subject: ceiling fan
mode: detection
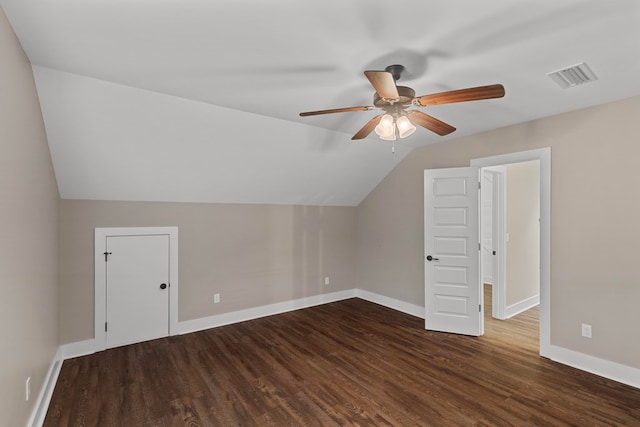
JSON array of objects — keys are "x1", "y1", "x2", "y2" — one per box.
[{"x1": 299, "y1": 64, "x2": 505, "y2": 142}]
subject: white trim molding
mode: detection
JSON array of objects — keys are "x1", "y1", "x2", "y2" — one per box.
[
  {"x1": 179, "y1": 289, "x2": 356, "y2": 335},
  {"x1": 180, "y1": 289, "x2": 427, "y2": 337},
  {"x1": 355, "y1": 289, "x2": 425, "y2": 319},
  {"x1": 61, "y1": 338, "x2": 97, "y2": 360},
  {"x1": 27, "y1": 347, "x2": 63, "y2": 427},
  {"x1": 505, "y1": 294, "x2": 540, "y2": 319},
  {"x1": 546, "y1": 345, "x2": 640, "y2": 389}
]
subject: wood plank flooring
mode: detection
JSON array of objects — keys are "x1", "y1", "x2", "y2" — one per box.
[{"x1": 44, "y1": 294, "x2": 640, "y2": 426}]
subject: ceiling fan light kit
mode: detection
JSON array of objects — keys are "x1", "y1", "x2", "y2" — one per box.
[
  {"x1": 300, "y1": 64, "x2": 505, "y2": 150},
  {"x1": 396, "y1": 115, "x2": 416, "y2": 138},
  {"x1": 374, "y1": 114, "x2": 395, "y2": 140}
]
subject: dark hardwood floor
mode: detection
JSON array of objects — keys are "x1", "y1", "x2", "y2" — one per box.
[{"x1": 44, "y1": 292, "x2": 640, "y2": 426}]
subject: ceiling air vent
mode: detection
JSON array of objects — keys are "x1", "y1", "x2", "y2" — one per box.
[{"x1": 547, "y1": 62, "x2": 598, "y2": 89}]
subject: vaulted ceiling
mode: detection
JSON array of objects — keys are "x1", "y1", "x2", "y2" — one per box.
[{"x1": 2, "y1": 0, "x2": 639, "y2": 205}]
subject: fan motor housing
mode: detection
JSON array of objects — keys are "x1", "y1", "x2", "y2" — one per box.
[{"x1": 373, "y1": 86, "x2": 415, "y2": 108}]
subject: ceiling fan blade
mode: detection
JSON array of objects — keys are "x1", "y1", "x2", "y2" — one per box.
[
  {"x1": 414, "y1": 84, "x2": 505, "y2": 107},
  {"x1": 407, "y1": 110, "x2": 456, "y2": 136},
  {"x1": 351, "y1": 115, "x2": 383, "y2": 140},
  {"x1": 364, "y1": 71, "x2": 399, "y2": 101},
  {"x1": 299, "y1": 106, "x2": 372, "y2": 116}
]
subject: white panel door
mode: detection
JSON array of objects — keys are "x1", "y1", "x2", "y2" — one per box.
[
  {"x1": 106, "y1": 234, "x2": 170, "y2": 348},
  {"x1": 424, "y1": 167, "x2": 482, "y2": 336}
]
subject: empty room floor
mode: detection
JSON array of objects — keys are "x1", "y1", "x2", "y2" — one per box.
[{"x1": 44, "y1": 297, "x2": 640, "y2": 426}]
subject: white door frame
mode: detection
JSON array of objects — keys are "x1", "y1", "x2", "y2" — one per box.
[
  {"x1": 480, "y1": 170, "x2": 494, "y2": 286},
  {"x1": 471, "y1": 148, "x2": 550, "y2": 357},
  {"x1": 483, "y1": 166, "x2": 507, "y2": 320},
  {"x1": 94, "y1": 227, "x2": 179, "y2": 351}
]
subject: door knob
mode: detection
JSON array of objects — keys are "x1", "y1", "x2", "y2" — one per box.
[
  {"x1": 426, "y1": 255, "x2": 439, "y2": 261},
  {"x1": 160, "y1": 283, "x2": 167, "y2": 290}
]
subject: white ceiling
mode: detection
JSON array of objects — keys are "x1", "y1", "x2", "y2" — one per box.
[{"x1": 2, "y1": 0, "x2": 640, "y2": 205}]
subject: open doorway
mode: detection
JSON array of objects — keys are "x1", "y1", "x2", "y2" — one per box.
[
  {"x1": 482, "y1": 160, "x2": 540, "y2": 322},
  {"x1": 471, "y1": 148, "x2": 550, "y2": 356}
]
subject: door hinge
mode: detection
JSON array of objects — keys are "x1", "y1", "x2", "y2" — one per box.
[
  {"x1": 104, "y1": 252, "x2": 112, "y2": 262},
  {"x1": 478, "y1": 181, "x2": 481, "y2": 189},
  {"x1": 479, "y1": 243, "x2": 481, "y2": 251},
  {"x1": 479, "y1": 304, "x2": 482, "y2": 312},
  {"x1": 105, "y1": 322, "x2": 107, "y2": 332}
]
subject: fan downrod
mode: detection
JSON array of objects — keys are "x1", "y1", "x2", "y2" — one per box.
[{"x1": 385, "y1": 64, "x2": 405, "y2": 82}]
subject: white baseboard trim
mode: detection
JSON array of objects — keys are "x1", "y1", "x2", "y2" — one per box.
[
  {"x1": 61, "y1": 338, "x2": 97, "y2": 360},
  {"x1": 178, "y1": 289, "x2": 357, "y2": 335},
  {"x1": 505, "y1": 294, "x2": 540, "y2": 319},
  {"x1": 27, "y1": 347, "x2": 63, "y2": 427},
  {"x1": 544, "y1": 345, "x2": 640, "y2": 389},
  {"x1": 355, "y1": 289, "x2": 425, "y2": 319}
]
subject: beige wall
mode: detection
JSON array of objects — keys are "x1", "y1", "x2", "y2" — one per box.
[
  {"x1": 506, "y1": 160, "x2": 540, "y2": 306},
  {"x1": 59, "y1": 201, "x2": 356, "y2": 344},
  {"x1": 357, "y1": 95, "x2": 640, "y2": 369},
  {"x1": 0, "y1": 7, "x2": 60, "y2": 426}
]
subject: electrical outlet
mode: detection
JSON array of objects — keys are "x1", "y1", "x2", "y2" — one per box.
[
  {"x1": 25, "y1": 377, "x2": 30, "y2": 401},
  {"x1": 581, "y1": 323, "x2": 592, "y2": 338},
  {"x1": 214, "y1": 293, "x2": 220, "y2": 303},
  {"x1": 324, "y1": 277, "x2": 330, "y2": 285}
]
